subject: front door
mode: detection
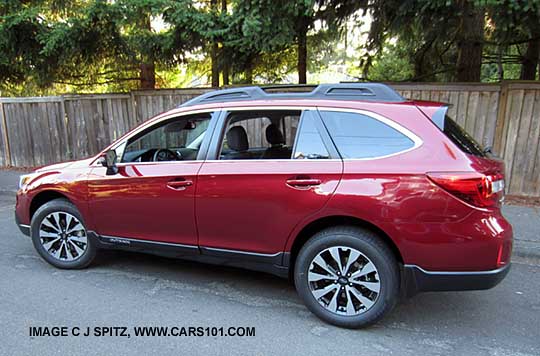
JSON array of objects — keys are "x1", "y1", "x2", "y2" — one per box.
[
  {"x1": 87, "y1": 111, "x2": 218, "y2": 245},
  {"x1": 196, "y1": 109, "x2": 343, "y2": 254}
]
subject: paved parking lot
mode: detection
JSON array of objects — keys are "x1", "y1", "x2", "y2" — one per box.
[{"x1": 1, "y1": 170, "x2": 539, "y2": 356}]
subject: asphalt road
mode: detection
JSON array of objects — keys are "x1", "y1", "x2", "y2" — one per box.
[{"x1": 1, "y1": 182, "x2": 539, "y2": 355}]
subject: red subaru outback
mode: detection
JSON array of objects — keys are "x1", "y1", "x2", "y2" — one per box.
[{"x1": 15, "y1": 84, "x2": 512, "y2": 328}]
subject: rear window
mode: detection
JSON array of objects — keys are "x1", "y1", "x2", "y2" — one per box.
[
  {"x1": 319, "y1": 110, "x2": 415, "y2": 159},
  {"x1": 433, "y1": 106, "x2": 486, "y2": 157}
]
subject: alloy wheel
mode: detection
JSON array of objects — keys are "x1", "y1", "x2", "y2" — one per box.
[
  {"x1": 39, "y1": 212, "x2": 88, "y2": 262},
  {"x1": 308, "y1": 246, "x2": 380, "y2": 316}
]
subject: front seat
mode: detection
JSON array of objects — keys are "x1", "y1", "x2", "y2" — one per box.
[
  {"x1": 261, "y1": 124, "x2": 291, "y2": 159},
  {"x1": 223, "y1": 126, "x2": 251, "y2": 159}
]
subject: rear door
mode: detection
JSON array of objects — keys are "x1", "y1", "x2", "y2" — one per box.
[{"x1": 196, "y1": 108, "x2": 343, "y2": 255}]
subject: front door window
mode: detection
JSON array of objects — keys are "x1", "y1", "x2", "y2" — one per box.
[{"x1": 122, "y1": 114, "x2": 212, "y2": 163}]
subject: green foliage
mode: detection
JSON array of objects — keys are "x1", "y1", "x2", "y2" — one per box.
[
  {"x1": 368, "y1": 43, "x2": 415, "y2": 82},
  {"x1": 2, "y1": 0, "x2": 540, "y2": 96}
]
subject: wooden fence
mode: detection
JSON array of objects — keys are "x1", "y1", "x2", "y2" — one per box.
[{"x1": 0, "y1": 82, "x2": 539, "y2": 197}]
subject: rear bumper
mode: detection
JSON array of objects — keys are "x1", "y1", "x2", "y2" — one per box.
[{"x1": 403, "y1": 263, "x2": 511, "y2": 297}]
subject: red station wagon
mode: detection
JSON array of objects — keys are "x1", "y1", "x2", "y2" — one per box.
[{"x1": 15, "y1": 84, "x2": 512, "y2": 328}]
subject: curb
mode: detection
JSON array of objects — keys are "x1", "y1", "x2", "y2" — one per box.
[{"x1": 512, "y1": 240, "x2": 540, "y2": 265}]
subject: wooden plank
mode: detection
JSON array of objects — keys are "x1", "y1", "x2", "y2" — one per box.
[
  {"x1": 522, "y1": 90, "x2": 540, "y2": 196},
  {"x1": 85, "y1": 99, "x2": 98, "y2": 155},
  {"x1": 465, "y1": 91, "x2": 479, "y2": 135},
  {"x1": 121, "y1": 99, "x2": 131, "y2": 133},
  {"x1": 95, "y1": 99, "x2": 107, "y2": 152},
  {"x1": 439, "y1": 91, "x2": 451, "y2": 104},
  {"x1": 62, "y1": 94, "x2": 130, "y2": 101},
  {"x1": 33, "y1": 102, "x2": 45, "y2": 165},
  {"x1": 493, "y1": 82, "x2": 510, "y2": 155},
  {"x1": 502, "y1": 89, "x2": 525, "y2": 194},
  {"x1": 0, "y1": 96, "x2": 63, "y2": 104},
  {"x1": 399, "y1": 90, "x2": 411, "y2": 100},
  {"x1": 46, "y1": 102, "x2": 61, "y2": 163},
  {"x1": 129, "y1": 92, "x2": 138, "y2": 128},
  {"x1": 456, "y1": 91, "x2": 469, "y2": 127},
  {"x1": 7, "y1": 104, "x2": 17, "y2": 166},
  {"x1": 472, "y1": 92, "x2": 489, "y2": 146},
  {"x1": 411, "y1": 91, "x2": 423, "y2": 100},
  {"x1": 4, "y1": 104, "x2": 16, "y2": 166},
  {"x1": 21, "y1": 102, "x2": 35, "y2": 166},
  {"x1": 390, "y1": 83, "x2": 501, "y2": 92},
  {"x1": 509, "y1": 90, "x2": 535, "y2": 194},
  {"x1": 0, "y1": 102, "x2": 10, "y2": 166},
  {"x1": 446, "y1": 92, "x2": 459, "y2": 118},
  {"x1": 113, "y1": 98, "x2": 123, "y2": 138},
  {"x1": 72, "y1": 100, "x2": 84, "y2": 159},
  {"x1": 483, "y1": 91, "x2": 500, "y2": 148}
]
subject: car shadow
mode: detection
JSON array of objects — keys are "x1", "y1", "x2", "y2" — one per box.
[{"x1": 91, "y1": 249, "x2": 499, "y2": 330}]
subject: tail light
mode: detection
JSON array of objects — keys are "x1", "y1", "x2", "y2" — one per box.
[{"x1": 427, "y1": 172, "x2": 505, "y2": 208}]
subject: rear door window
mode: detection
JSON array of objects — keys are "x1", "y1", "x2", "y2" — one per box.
[
  {"x1": 319, "y1": 110, "x2": 415, "y2": 159},
  {"x1": 293, "y1": 111, "x2": 330, "y2": 160}
]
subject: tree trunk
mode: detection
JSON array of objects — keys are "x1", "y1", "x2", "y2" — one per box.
[
  {"x1": 211, "y1": 42, "x2": 219, "y2": 87},
  {"x1": 221, "y1": 0, "x2": 229, "y2": 86},
  {"x1": 245, "y1": 62, "x2": 253, "y2": 84},
  {"x1": 210, "y1": 0, "x2": 219, "y2": 87},
  {"x1": 139, "y1": 16, "x2": 155, "y2": 89},
  {"x1": 222, "y1": 62, "x2": 229, "y2": 86},
  {"x1": 297, "y1": 16, "x2": 308, "y2": 84},
  {"x1": 140, "y1": 63, "x2": 156, "y2": 89},
  {"x1": 413, "y1": 36, "x2": 436, "y2": 81},
  {"x1": 456, "y1": 1, "x2": 484, "y2": 82},
  {"x1": 520, "y1": 37, "x2": 540, "y2": 80}
]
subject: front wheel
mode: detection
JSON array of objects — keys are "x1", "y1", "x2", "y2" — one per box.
[
  {"x1": 294, "y1": 226, "x2": 399, "y2": 328},
  {"x1": 30, "y1": 199, "x2": 97, "y2": 269}
]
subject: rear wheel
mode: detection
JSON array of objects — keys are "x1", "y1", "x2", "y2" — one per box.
[
  {"x1": 294, "y1": 226, "x2": 399, "y2": 328},
  {"x1": 30, "y1": 199, "x2": 96, "y2": 269}
]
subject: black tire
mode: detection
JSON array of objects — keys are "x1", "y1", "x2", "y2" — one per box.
[
  {"x1": 294, "y1": 226, "x2": 399, "y2": 329},
  {"x1": 31, "y1": 198, "x2": 96, "y2": 269}
]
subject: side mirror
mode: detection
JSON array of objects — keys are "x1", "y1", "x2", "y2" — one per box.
[{"x1": 100, "y1": 149, "x2": 118, "y2": 175}]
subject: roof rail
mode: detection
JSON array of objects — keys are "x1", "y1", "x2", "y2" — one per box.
[{"x1": 179, "y1": 83, "x2": 404, "y2": 107}]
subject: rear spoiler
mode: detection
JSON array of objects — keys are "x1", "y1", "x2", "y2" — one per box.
[{"x1": 414, "y1": 102, "x2": 449, "y2": 130}]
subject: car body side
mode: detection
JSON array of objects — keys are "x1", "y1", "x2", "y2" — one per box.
[{"x1": 15, "y1": 98, "x2": 513, "y2": 285}]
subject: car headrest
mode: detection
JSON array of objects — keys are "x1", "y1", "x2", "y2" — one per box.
[
  {"x1": 266, "y1": 124, "x2": 285, "y2": 146},
  {"x1": 226, "y1": 126, "x2": 249, "y2": 152}
]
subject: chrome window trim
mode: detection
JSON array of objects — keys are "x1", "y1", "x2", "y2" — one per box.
[{"x1": 93, "y1": 105, "x2": 423, "y2": 165}]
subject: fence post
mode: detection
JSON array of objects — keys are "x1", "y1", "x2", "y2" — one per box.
[
  {"x1": 0, "y1": 101, "x2": 12, "y2": 167},
  {"x1": 492, "y1": 81, "x2": 509, "y2": 156}
]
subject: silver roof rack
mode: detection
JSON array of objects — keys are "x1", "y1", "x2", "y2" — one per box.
[{"x1": 179, "y1": 83, "x2": 404, "y2": 107}]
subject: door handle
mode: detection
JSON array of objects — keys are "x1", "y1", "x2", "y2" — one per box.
[
  {"x1": 167, "y1": 179, "x2": 193, "y2": 190},
  {"x1": 286, "y1": 178, "x2": 322, "y2": 189}
]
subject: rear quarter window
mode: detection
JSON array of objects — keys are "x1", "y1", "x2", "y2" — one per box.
[
  {"x1": 319, "y1": 110, "x2": 416, "y2": 159},
  {"x1": 431, "y1": 106, "x2": 486, "y2": 157}
]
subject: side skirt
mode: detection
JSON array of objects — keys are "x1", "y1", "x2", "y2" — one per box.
[{"x1": 89, "y1": 231, "x2": 289, "y2": 279}]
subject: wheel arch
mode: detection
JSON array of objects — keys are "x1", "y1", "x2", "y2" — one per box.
[
  {"x1": 286, "y1": 215, "x2": 404, "y2": 274},
  {"x1": 29, "y1": 190, "x2": 72, "y2": 220}
]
